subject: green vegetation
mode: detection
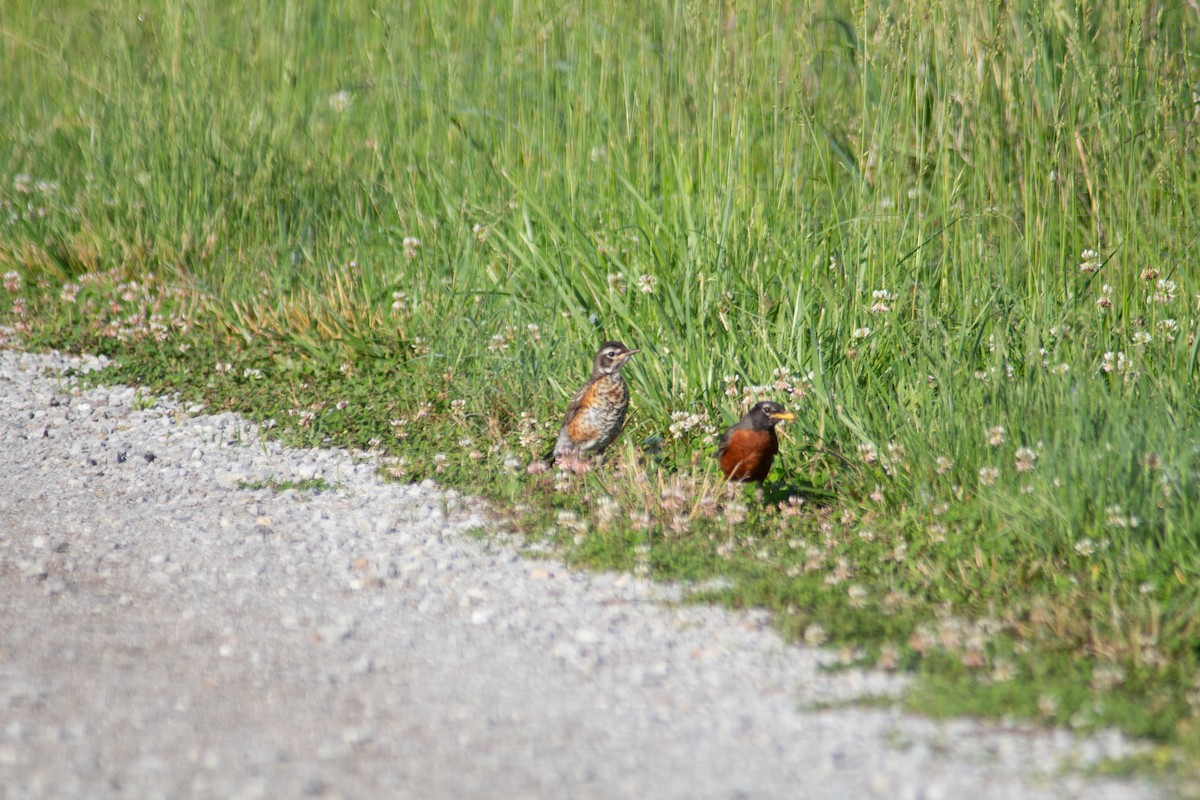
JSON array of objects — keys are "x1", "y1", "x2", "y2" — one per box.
[
  {"x1": 3, "y1": 0, "x2": 1199, "y2": 783},
  {"x1": 236, "y1": 475, "x2": 334, "y2": 494}
]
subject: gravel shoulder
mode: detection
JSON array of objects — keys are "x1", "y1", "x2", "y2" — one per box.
[{"x1": 0, "y1": 347, "x2": 1159, "y2": 799}]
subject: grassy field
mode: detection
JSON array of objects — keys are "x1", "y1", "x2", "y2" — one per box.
[{"x1": 4, "y1": 0, "x2": 1200, "y2": 782}]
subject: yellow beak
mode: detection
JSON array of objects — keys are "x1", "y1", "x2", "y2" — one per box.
[{"x1": 769, "y1": 411, "x2": 796, "y2": 422}]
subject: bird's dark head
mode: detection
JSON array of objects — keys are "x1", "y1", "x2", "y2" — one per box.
[
  {"x1": 592, "y1": 341, "x2": 638, "y2": 375},
  {"x1": 745, "y1": 400, "x2": 796, "y2": 428}
]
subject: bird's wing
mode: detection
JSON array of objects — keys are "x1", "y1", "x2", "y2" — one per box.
[
  {"x1": 560, "y1": 381, "x2": 590, "y2": 430},
  {"x1": 716, "y1": 423, "x2": 737, "y2": 459},
  {"x1": 546, "y1": 381, "x2": 592, "y2": 459}
]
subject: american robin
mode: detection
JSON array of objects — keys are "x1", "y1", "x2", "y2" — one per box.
[
  {"x1": 547, "y1": 341, "x2": 638, "y2": 462},
  {"x1": 717, "y1": 401, "x2": 796, "y2": 482}
]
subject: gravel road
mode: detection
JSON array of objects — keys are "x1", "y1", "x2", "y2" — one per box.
[{"x1": 0, "y1": 346, "x2": 1159, "y2": 799}]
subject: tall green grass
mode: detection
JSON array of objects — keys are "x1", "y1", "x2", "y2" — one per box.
[{"x1": 4, "y1": 0, "x2": 1200, "y2": 776}]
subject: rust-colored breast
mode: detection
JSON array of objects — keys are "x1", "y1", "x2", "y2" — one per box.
[{"x1": 719, "y1": 428, "x2": 778, "y2": 482}]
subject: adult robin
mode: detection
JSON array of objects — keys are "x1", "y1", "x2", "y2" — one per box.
[
  {"x1": 547, "y1": 341, "x2": 638, "y2": 463},
  {"x1": 717, "y1": 400, "x2": 796, "y2": 483}
]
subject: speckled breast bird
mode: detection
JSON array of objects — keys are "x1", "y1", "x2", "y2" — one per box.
[
  {"x1": 548, "y1": 341, "x2": 638, "y2": 462},
  {"x1": 717, "y1": 401, "x2": 796, "y2": 482}
]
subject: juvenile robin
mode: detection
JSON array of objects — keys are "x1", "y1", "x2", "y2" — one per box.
[
  {"x1": 717, "y1": 400, "x2": 796, "y2": 483},
  {"x1": 548, "y1": 341, "x2": 638, "y2": 463}
]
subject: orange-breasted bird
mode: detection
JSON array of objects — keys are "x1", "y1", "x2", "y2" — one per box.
[
  {"x1": 717, "y1": 401, "x2": 796, "y2": 483},
  {"x1": 548, "y1": 341, "x2": 638, "y2": 462}
]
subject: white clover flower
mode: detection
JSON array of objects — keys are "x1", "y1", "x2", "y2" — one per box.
[
  {"x1": 403, "y1": 236, "x2": 421, "y2": 258},
  {"x1": 1014, "y1": 447, "x2": 1036, "y2": 473},
  {"x1": 992, "y1": 659, "x2": 1016, "y2": 682},
  {"x1": 987, "y1": 425, "x2": 1007, "y2": 447},
  {"x1": 327, "y1": 90, "x2": 352, "y2": 113},
  {"x1": 637, "y1": 273, "x2": 657, "y2": 293},
  {"x1": 595, "y1": 497, "x2": 621, "y2": 523},
  {"x1": 628, "y1": 511, "x2": 652, "y2": 530},
  {"x1": 803, "y1": 623, "x2": 828, "y2": 646},
  {"x1": 770, "y1": 367, "x2": 794, "y2": 392},
  {"x1": 978, "y1": 466, "x2": 999, "y2": 486},
  {"x1": 1078, "y1": 248, "x2": 1102, "y2": 273},
  {"x1": 1152, "y1": 278, "x2": 1177, "y2": 304},
  {"x1": 1105, "y1": 505, "x2": 1140, "y2": 528},
  {"x1": 723, "y1": 501, "x2": 748, "y2": 526},
  {"x1": 668, "y1": 410, "x2": 705, "y2": 439},
  {"x1": 852, "y1": 326, "x2": 871, "y2": 340},
  {"x1": 868, "y1": 289, "x2": 894, "y2": 314}
]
